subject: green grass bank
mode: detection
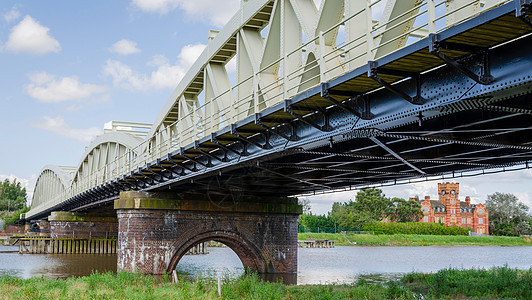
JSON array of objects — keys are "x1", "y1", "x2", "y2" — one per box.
[
  {"x1": 298, "y1": 233, "x2": 532, "y2": 246},
  {"x1": 0, "y1": 267, "x2": 530, "y2": 299}
]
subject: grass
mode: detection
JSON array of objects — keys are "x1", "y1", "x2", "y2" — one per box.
[
  {"x1": 298, "y1": 233, "x2": 532, "y2": 246},
  {"x1": 0, "y1": 267, "x2": 530, "y2": 299},
  {"x1": 404, "y1": 266, "x2": 532, "y2": 299},
  {"x1": 297, "y1": 232, "x2": 352, "y2": 246}
]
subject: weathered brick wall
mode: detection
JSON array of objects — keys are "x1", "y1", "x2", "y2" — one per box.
[
  {"x1": 50, "y1": 221, "x2": 118, "y2": 239},
  {"x1": 117, "y1": 209, "x2": 299, "y2": 275},
  {"x1": 5, "y1": 224, "x2": 25, "y2": 236}
]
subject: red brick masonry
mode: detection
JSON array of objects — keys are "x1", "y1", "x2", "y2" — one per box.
[
  {"x1": 116, "y1": 209, "x2": 299, "y2": 275},
  {"x1": 50, "y1": 221, "x2": 118, "y2": 239}
]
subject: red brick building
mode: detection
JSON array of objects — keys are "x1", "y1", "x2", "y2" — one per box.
[{"x1": 416, "y1": 182, "x2": 489, "y2": 235}]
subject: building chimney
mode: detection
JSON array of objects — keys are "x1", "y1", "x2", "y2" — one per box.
[
  {"x1": 465, "y1": 196, "x2": 471, "y2": 206},
  {"x1": 424, "y1": 196, "x2": 430, "y2": 202}
]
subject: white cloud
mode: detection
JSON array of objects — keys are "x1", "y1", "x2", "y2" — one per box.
[
  {"x1": 3, "y1": 6, "x2": 21, "y2": 23},
  {"x1": 104, "y1": 43, "x2": 206, "y2": 91},
  {"x1": 31, "y1": 116, "x2": 102, "y2": 143},
  {"x1": 109, "y1": 39, "x2": 141, "y2": 55},
  {"x1": 25, "y1": 72, "x2": 107, "y2": 103},
  {"x1": 131, "y1": 0, "x2": 240, "y2": 27},
  {"x1": 5, "y1": 15, "x2": 61, "y2": 54}
]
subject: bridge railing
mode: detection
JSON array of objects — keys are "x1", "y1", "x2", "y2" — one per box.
[
  {"x1": 78, "y1": 0, "x2": 509, "y2": 198},
  {"x1": 28, "y1": 0, "x2": 511, "y2": 218}
]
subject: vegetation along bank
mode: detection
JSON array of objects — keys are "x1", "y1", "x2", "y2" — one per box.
[
  {"x1": 0, "y1": 266, "x2": 530, "y2": 299},
  {"x1": 298, "y1": 232, "x2": 532, "y2": 247}
]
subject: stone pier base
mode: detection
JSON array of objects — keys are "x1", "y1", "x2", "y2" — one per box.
[
  {"x1": 115, "y1": 191, "x2": 301, "y2": 275},
  {"x1": 49, "y1": 211, "x2": 118, "y2": 239}
]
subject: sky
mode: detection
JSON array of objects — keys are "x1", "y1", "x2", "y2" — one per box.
[{"x1": 0, "y1": 0, "x2": 531, "y2": 214}]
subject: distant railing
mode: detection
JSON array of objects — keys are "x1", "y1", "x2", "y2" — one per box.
[{"x1": 298, "y1": 226, "x2": 362, "y2": 233}]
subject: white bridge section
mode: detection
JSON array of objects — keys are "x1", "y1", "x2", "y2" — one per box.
[{"x1": 27, "y1": 0, "x2": 509, "y2": 218}]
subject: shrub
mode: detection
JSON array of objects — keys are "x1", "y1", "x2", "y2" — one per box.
[{"x1": 362, "y1": 222, "x2": 469, "y2": 235}]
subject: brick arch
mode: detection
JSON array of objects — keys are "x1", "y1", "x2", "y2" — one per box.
[{"x1": 164, "y1": 230, "x2": 272, "y2": 274}]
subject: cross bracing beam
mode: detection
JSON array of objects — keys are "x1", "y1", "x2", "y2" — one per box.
[{"x1": 27, "y1": 1, "x2": 532, "y2": 220}]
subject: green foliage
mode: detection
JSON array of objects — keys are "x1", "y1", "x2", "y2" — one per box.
[
  {"x1": 1, "y1": 267, "x2": 530, "y2": 299},
  {"x1": 2, "y1": 207, "x2": 30, "y2": 226},
  {"x1": 485, "y1": 192, "x2": 531, "y2": 236},
  {"x1": 298, "y1": 226, "x2": 359, "y2": 234},
  {"x1": 298, "y1": 213, "x2": 335, "y2": 228},
  {"x1": 330, "y1": 188, "x2": 393, "y2": 228},
  {"x1": 404, "y1": 266, "x2": 532, "y2": 299},
  {"x1": 362, "y1": 222, "x2": 470, "y2": 235},
  {"x1": 339, "y1": 232, "x2": 532, "y2": 246},
  {"x1": 389, "y1": 198, "x2": 423, "y2": 223},
  {"x1": 0, "y1": 179, "x2": 27, "y2": 212},
  {"x1": 329, "y1": 189, "x2": 425, "y2": 229}
]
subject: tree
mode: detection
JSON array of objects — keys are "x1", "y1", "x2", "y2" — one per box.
[
  {"x1": 389, "y1": 197, "x2": 423, "y2": 222},
  {"x1": 351, "y1": 188, "x2": 394, "y2": 221},
  {"x1": 485, "y1": 192, "x2": 531, "y2": 236},
  {"x1": 299, "y1": 213, "x2": 334, "y2": 228},
  {"x1": 0, "y1": 179, "x2": 28, "y2": 212},
  {"x1": 298, "y1": 198, "x2": 311, "y2": 215},
  {"x1": 330, "y1": 188, "x2": 393, "y2": 228}
]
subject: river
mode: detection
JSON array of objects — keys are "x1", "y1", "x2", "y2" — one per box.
[{"x1": 1, "y1": 245, "x2": 530, "y2": 284}]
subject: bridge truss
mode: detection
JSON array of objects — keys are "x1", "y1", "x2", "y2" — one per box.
[{"x1": 28, "y1": 0, "x2": 532, "y2": 219}]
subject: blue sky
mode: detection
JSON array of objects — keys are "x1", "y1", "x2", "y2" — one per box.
[{"x1": 0, "y1": 0, "x2": 531, "y2": 214}]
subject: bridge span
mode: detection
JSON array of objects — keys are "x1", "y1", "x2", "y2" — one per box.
[{"x1": 25, "y1": 0, "x2": 532, "y2": 276}]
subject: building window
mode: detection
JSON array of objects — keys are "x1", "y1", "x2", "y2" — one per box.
[
  {"x1": 442, "y1": 217, "x2": 445, "y2": 223},
  {"x1": 435, "y1": 216, "x2": 439, "y2": 223},
  {"x1": 462, "y1": 217, "x2": 465, "y2": 224},
  {"x1": 479, "y1": 218, "x2": 483, "y2": 224},
  {"x1": 423, "y1": 216, "x2": 429, "y2": 223},
  {"x1": 467, "y1": 218, "x2": 471, "y2": 224}
]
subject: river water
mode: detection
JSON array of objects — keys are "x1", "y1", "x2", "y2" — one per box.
[{"x1": 1, "y1": 245, "x2": 530, "y2": 284}]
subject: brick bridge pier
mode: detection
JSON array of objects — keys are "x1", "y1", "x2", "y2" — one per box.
[{"x1": 114, "y1": 191, "x2": 301, "y2": 277}]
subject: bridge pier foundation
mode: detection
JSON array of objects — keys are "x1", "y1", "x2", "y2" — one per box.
[
  {"x1": 114, "y1": 191, "x2": 301, "y2": 277},
  {"x1": 49, "y1": 211, "x2": 118, "y2": 239}
]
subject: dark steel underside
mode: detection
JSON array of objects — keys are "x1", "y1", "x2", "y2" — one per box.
[{"x1": 29, "y1": 1, "x2": 532, "y2": 220}]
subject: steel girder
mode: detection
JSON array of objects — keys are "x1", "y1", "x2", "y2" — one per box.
[{"x1": 26, "y1": 1, "x2": 532, "y2": 220}]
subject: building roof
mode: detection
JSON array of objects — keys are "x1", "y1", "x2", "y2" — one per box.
[{"x1": 418, "y1": 199, "x2": 446, "y2": 212}]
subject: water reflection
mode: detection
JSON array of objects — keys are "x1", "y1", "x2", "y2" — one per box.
[
  {"x1": 1, "y1": 245, "x2": 531, "y2": 285},
  {"x1": 176, "y1": 246, "x2": 244, "y2": 279},
  {"x1": 0, "y1": 245, "x2": 116, "y2": 279}
]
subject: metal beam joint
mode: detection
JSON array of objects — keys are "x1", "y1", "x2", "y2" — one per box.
[{"x1": 429, "y1": 34, "x2": 494, "y2": 85}]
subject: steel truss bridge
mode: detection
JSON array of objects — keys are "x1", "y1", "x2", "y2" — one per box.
[{"x1": 27, "y1": 0, "x2": 532, "y2": 220}]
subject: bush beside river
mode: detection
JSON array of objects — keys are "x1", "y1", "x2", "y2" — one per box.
[
  {"x1": 298, "y1": 233, "x2": 532, "y2": 246},
  {"x1": 0, "y1": 266, "x2": 530, "y2": 299}
]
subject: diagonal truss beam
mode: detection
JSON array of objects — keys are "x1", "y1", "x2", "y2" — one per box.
[{"x1": 369, "y1": 136, "x2": 426, "y2": 174}]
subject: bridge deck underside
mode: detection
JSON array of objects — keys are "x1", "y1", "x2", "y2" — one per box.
[
  {"x1": 30, "y1": 3, "x2": 532, "y2": 218},
  {"x1": 218, "y1": 94, "x2": 532, "y2": 195}
]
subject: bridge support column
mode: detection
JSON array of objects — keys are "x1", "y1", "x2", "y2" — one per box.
[
  {"x1": 115, "y1": 191, "x2": 301, "y2": 276},
  {"x1": 48, "y1": 211, "x2": 118, "y2": 239}
]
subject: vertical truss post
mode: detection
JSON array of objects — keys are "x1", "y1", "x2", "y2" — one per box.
[
  {"x1": 318, "y1": 31, "x2": 326, "y2": 83},
  {"x1": 365, "y1": 0, "x2": 374, "y2": 61},
  {"x1": 427, "y1": 0, "x2": 437, "y2": 33},
  {"x1": 516, "y1": 0, "x2": 532, "y2": 27}
]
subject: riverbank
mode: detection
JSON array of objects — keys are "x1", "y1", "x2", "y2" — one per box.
[
  {"x1": 0, "y1": 267, "x2": 530, "y2": 299},
  {"x1": 298, "y1": 233, "x2": 532, "y2": 246}
]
